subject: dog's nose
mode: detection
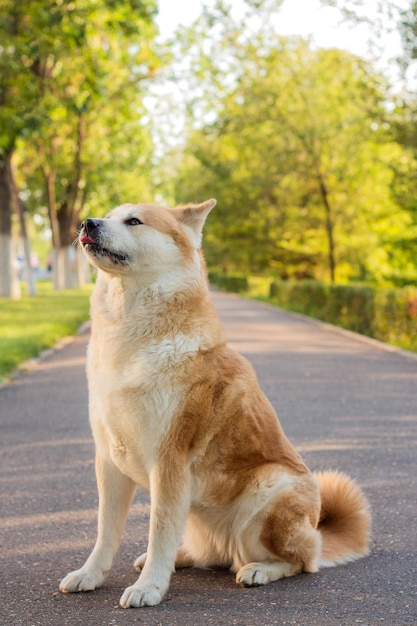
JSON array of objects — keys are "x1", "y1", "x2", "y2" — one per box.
[{"x1": 82, "y1": 218, "x2": 101, "y2": 235}]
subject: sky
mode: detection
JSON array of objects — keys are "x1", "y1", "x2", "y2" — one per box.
[
  {"x1": 148, "y1": 0, "x2": 406, "y2": 158},
  {"x1": 156, "y1": 0, "x2": 364, "y2": 53},
  {"x1": 155, "y1": 0, "x2": 402, "y2": 67}
]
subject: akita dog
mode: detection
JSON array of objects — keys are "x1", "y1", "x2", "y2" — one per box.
[{"x1": 60, "y1": 199, "x2": 370, "y2": 608}]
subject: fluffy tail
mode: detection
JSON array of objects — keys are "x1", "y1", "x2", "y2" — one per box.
[{"x1": 314, "y1": 470, "x2": 371, "y2": 568}]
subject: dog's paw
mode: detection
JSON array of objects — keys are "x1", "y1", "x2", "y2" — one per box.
[
  {"x1": 133, "y1": 552, "x2": 147, "y2": 572},
  {"x1": 236, "y1": 561, "x2": 301, "y2": 587},
  {"x1": 236, "y1": 563, "x2": 269, "y2": 587},
  {"x1": 120, "y1": 583, "x2": 163, "y2": 608},
  {"x1": 236, "y1": 564, "x2": 268, "y2": 587},
  {"x1": 60, "y1": 568, "x2": 105, "y2": 593}
]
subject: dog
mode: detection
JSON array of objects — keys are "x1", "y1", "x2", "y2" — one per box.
[{"x1": 60, "y1": 199, "x2": 371, "y2": 608}]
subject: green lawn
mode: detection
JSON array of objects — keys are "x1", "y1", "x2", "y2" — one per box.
[{"x1": 0, "y1": 282, "x2": 92, "y2": 383}]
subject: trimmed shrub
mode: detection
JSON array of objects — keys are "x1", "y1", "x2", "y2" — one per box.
[
  {"x1": 325, "y1": 285, "x2": 375, "y2": 336},
  {"x1": 289, "y1": 280, "x2": 329, "y2": 318},
  {"x1": 208, "y1": 271, "x2": 249, "y2": 293},
  {"x1": 269, "y1": 279, "x2": 290, "y2": 305},
  {"x1": 269, "y1": 279, "x2": 417, "y2": 352},
  {"x1": 373, "y1": 287, "x2": 417, "y2": 351}
]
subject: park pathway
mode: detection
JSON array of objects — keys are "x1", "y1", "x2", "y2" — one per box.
[{"x1": 1, "y1": 290, "x2": 416, "y2": 626}]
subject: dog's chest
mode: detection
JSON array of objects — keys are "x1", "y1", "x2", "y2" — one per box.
[{"x1": 87, "y1": 333, "x2": 195, "y2": 486}]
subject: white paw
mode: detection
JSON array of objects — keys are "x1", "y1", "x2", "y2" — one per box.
[
  {"x1": 133, "y1": 552, "x2": 147, "y2": 572},
  {"x1": 60, "y1": 568, "x2": 105, "y2": 593},
  {"x1": 236, "y1": 563, "x2": 269, "y2": 587},
  {"x1": 120, "y1": 583, "x2": 163, "y2": 608}
]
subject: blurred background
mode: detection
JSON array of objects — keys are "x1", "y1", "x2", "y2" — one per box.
[
  {"x1": 2, "y1": 0, "x2": 417, "y2": 293},
  {"x1": 1, "y1": 1, "x2": 417, "y2": 358}
]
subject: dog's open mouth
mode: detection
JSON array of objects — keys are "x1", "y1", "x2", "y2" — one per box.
[{"x1": 81, "y1": 238, "x2": 128, "y2": 264}]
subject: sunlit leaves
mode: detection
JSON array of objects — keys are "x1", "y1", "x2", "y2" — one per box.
[
  {"x1": 166, "y1": 10, "x2": 417, "y2": 284},
  {"x1": 1, "y1": 0, "x2": 160, "y2": 251}
]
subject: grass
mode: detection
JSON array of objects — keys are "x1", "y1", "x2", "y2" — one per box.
[{"x1": 0, "y1": 281, "x2": 92, "y2": 383}]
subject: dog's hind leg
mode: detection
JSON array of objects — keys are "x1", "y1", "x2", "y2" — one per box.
[
  {"x1": 60, "y1": 454, "x2": 136, "y2": 593},
  {"x1": 235, "y1": 521, "x2": 320, "y2": 587},
  {"x1": 235, "y1": 487, "x2": 322, "y2": 588}
]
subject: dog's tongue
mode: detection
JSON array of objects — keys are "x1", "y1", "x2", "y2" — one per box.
[{"x1": 80, "y1": 235, "x2": 96, "y2": 244}]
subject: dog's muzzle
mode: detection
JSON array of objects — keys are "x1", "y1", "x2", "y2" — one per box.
[
  {"x1": 80, "y1": 218, "x2": 102, "y2": 245},
  {"x1": 79, "y1": 218, "x2": 128, "y2": 264}
]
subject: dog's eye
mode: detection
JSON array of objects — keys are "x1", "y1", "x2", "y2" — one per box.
[{"x1": 125, "y1": 217, "x2": 143, "y2": 226}]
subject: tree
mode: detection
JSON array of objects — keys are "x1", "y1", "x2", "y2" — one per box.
[
  {"x1": 166, "y1": 12, "x2": 414, "y2": 282},
  {"x1": 320, "y1": 0, "x2": 417, "y2": 284},
  {"x1": 0, "y1": 1, "x2": 38, "y2": 296},
  {"x1": 0, "y1": 0, "x2": 159, "y2": 292}
]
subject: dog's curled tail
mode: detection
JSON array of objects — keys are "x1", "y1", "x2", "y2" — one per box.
[{"x1": 314, "y1": 470, "x2": 371, "y2": 568}]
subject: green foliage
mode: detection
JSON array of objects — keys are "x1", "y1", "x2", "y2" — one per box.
[
  {"x1": 247, "y1": 275, "x2": 273, "y2": 298},
  {"x1": 161, "y1": 2, "x2": 417, "y2": 287},
  {"x1": 318, "y1": 3, "x2": 417, "y2": 284},
  {"x1": 0, "y1": 281, "x2": 92, "y2": 381},
  {"x1": 1, "y1": 0, "x2": 160, "y2": 254}
]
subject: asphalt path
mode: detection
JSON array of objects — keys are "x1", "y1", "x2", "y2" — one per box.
[{"x1": 1, "y1": 290, "x2": 417, "y2": 626}]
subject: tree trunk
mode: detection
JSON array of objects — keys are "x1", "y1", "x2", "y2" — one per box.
[
  {"x1": 317, "y1": 173, "x2": 336, "y2": 283},
  {"x1": 20, "y1": 234, "x2": 36, "y2": 295},
  {"x1": 54, "y1": 205, "x2": 79, "y2": 288},
  {"x1": 0, "y1": 148, "x2": 20, "y2": 298},
  {"x1": 43, "y1": 167, "x2": 61, "y2": 289},
  {"x1": 11, "y1": 158, "x2": 36, "y2": 296},
  {"x1": 58, "y1": 245, "x2": 77, "y2": 289},
  {"x1": 55, "y1": 112, "x2": 88, "y2": 289},
  {"x1": 43, "y1": 112, "x2": 88, "y2": 289}
]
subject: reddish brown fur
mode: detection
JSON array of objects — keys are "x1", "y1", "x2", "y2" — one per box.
[
  {"x1": 138, "y1": 206, "x2": 197, "y2": 262},
  {"x1": 161, "y1": 345, "x2": 309, "y2": 510},
  {"x1": 315, "y1": 471, "x2": 371, "y2": 564}
]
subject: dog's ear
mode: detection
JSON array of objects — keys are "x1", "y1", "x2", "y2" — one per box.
[{"x1": 173, "y1": 199, "x2": 216, "y2": 247}]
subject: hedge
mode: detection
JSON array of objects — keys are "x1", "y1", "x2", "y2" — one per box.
[
  {"x1": 208, "y1": 271, "x2": 417, "y2": 353},
  {"x1": 208, "y1": 271, "x2": 249, "y2": 293},
  {"x1": 269, "y1": 279, "x2": 417, "y2": 352}
]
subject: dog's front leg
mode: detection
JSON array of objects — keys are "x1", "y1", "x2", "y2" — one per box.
[
  {"x1": 120, "y1": 460, "x2": 191, "y2": 608},
  {"x1": 60, "y1": 454, "x2": 136, "y2": 593}
]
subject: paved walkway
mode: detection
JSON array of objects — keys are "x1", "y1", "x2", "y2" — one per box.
[{"x1": 1, "y1": 290, "x2": 416, "y2": 625}]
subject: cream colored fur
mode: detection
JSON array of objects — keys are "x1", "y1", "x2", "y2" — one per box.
[{"x1": 60, "y1": 200, "x2": 371, "y2": 608}]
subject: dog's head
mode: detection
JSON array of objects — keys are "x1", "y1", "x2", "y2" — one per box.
[{"x1": 79, "y1": 199, "x2": 216, "y2": 278}]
